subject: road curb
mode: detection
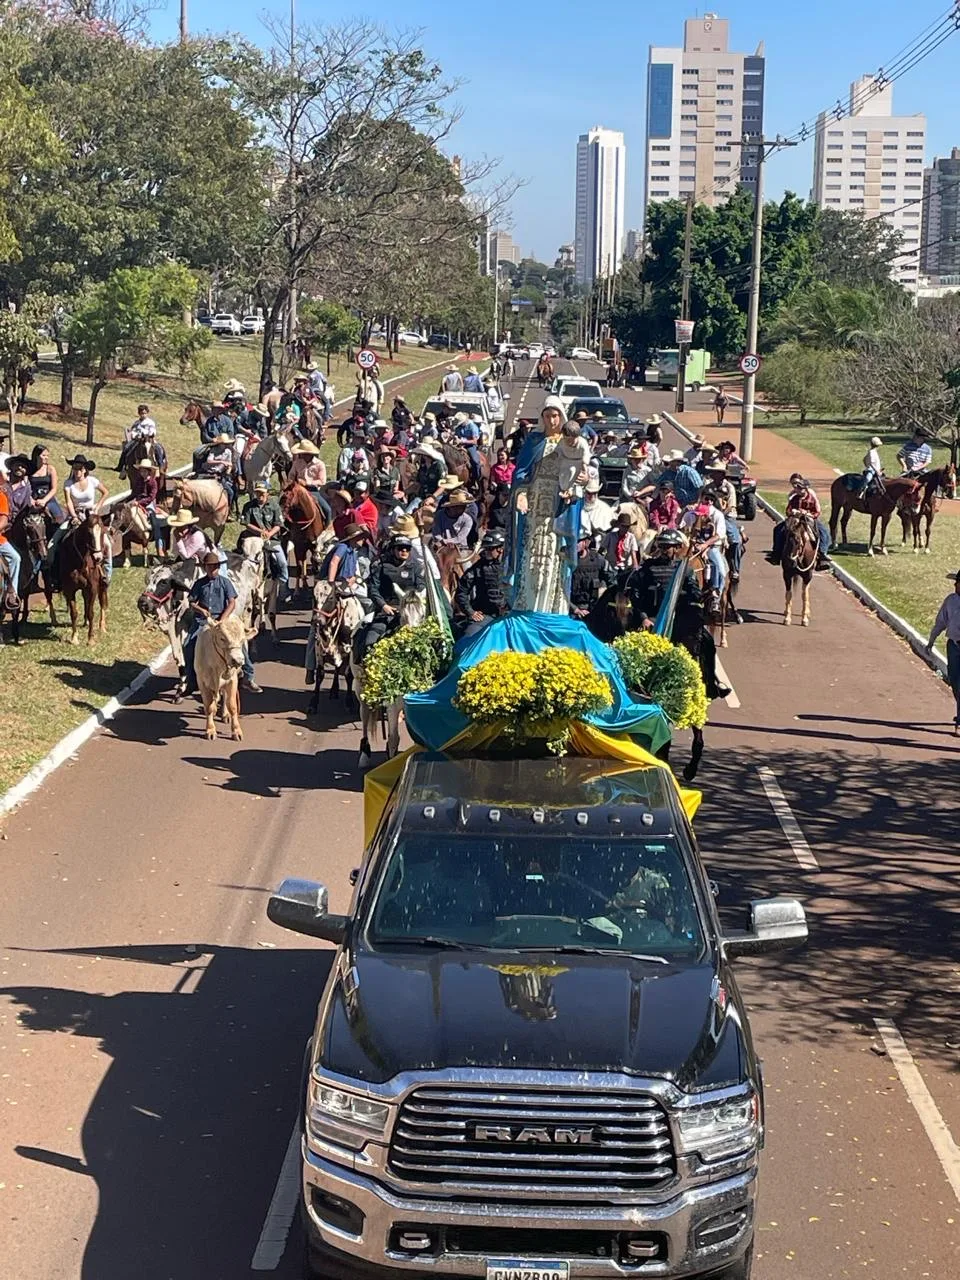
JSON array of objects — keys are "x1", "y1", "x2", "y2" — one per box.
[
  {"x1": 0, "y1": 644, "x2": 173, "y2": 817},
  {"x1": 662, "y1": 410, "x2": 951, "y2": 683}
]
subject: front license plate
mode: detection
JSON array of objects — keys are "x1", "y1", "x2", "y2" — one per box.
[{"x1": 486, "y1": 1261, "x2": 569, "y2": 1280}]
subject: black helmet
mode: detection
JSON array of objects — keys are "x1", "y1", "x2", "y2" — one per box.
[
  {"x1": 654, "y1": 529, "x2": 686, "y2": 550},
  {"x1": 390, "y1": 535, "x2": 413, "y2": 551},
  {"x1": 481, "y1": 530, "x2": 506, "y2": 549}
]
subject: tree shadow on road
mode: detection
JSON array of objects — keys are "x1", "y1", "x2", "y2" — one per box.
[
  {"x1": 691, "y1": 742, "x2": 960, "y2": 1073},
  {"x1": 1, "y1": 943, "x2": 331, "y2": 1280}
]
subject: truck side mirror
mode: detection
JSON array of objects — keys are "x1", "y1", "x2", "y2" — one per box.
[
  {"x1": 723, "y1": 897, "x2": 808, "y2": 958},
  {"x1": 267, "y1": 878, "x2": 349, "y2": 944}
]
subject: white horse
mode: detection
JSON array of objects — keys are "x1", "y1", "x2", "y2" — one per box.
[
  {"x1": 241, "y1": 427, "x2": 294, "y2": 493},
  {"x1": 350, "y1": 590, "x2": 427, "y2": 768},
  {"x1": 307, "y1": 580, "x2": 367, "y2": 712},
  {"x1": 236, "y1": 535, "x2": 280, "y2": 642}
]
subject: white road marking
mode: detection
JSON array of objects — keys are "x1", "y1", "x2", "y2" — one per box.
[
  {"x1": 874, "y1": 1017, "x2": 960, "y2": 1204},
  {"x1": 251, "y1": 1119, "x2": 302, "y2": 1270},
  {"x1": 756, "y1": 766, "x2": 820, "y2": 869},
  {"x1": 714, "y1": 658, "x2": 740, "y2": 708}
]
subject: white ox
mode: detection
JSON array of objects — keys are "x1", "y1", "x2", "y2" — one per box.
[{"x1": 196, "y1": 614, "x2": 253, "y2": 740}]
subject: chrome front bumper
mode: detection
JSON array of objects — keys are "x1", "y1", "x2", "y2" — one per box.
[{"x1": 303, "y1": 1144, "x2": 756, "y2": 1278}]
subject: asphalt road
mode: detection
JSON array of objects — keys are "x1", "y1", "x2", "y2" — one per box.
[{"x1": 0, "y1": 359, "x2": 958, "y2": 1280}]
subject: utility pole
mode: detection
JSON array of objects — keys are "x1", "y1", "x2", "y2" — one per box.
[
  {"x1": 286, "y1": 0, "x2": 298, "y2": 343},
  {"x1": 738, "y1": 134, "x2": 797, "y2": 461},
  {"x1": 675, "y1": 193, "x2": 694, "y2": 414},
  {"x1": 179, "y1": 0, "x2": 187, "y2": 42}
]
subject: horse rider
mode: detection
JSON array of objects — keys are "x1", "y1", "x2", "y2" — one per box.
[
  {"x1": 502, "y1": 353, "x2": 515, "y2": 380},
  {"x1": 201, "y1": 401, "x2": 235, "y2": 444},
  {"x1": 411, "y1": 442, "x2": 447, "y2": 503},
  {"x1": 46, "y1": 455, "x2": 112, "y2": 590},
  {"x1": 648, "y1": 478, "x2": 681, "y2": 533},
  {"x1": 353, "y1": 534, "x2": 425, "y2": 661},
  {"x1": 305, "y1": 362, "x2": 326, "y2": 401},
  {"x1": 166, "y1": 508, "x2": 209, "y2": 563},
  {"x1": 198, "y1": 432, "x2": 238, "y2": 506},
  {"x1": 223, "y1": 378, "x2": 247, "y2": 410},
  {"x1": 662, "y1": 450, "x2": 704, "y2": 508},
  {"x1": 431, "y1": 483, "x2": 474, "y2": 552},
  {"x1": 679, "y1": 499, "x2": 727, "y2": 613},
  {"x1": 289, "y1": 440, "x2": 331, "y2": 522},
  {"x1": 130, "y1": 457, "x2": 167, "y2": 560},
  {"x1": 580, "y1": 477, "x2": 615, "y2": 540},
  {"x1": 239, "y1": 481, "x2": 290, "y2": 603},
  {"x1": 6, "y1": 455, "x2": 33, "y2": 521},
  {"x1": 453, "y1": 530, "x2": 508, "y2": 636},
  {"x1": 702, "y1": 462, "x2": 744, "y2": 579},
  {"x1": 621, "y1": 445, "x2": 655, "y2": 501},
  {"x1": 859, "y1": 435, "x2": 885, "y2": 498},
  {"x1": 182, "y1": 549, "x2": 261, "y2": 698},
  {"x1": 337, "y1": 428, "x2": 371, "y2": 481},
  {"x1": 0, "y1": 483, "x2": 22, "y2": 611},
  {"x1": 392, "y1": 396, "x2": 413, "y2": 433},
  {"x1": 454, "y1": 414, "x2": 484, "y2": 488},
  {"x1": 571, "y1": 532, "x2": 617, "y2": 619},
  {"x1": 117, "y1": 403, "x2": 157, "y2": 472},
  {"x1": 768, "y1": 473, "x2": 831, "y2": 571},
  {"x1": 623, "y1": 529, "x2": 731, "y2": 700},
  {"x1": 897, "y1": 428, "x2": 934, "y2": 477}
]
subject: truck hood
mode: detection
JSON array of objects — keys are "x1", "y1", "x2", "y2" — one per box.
[{"x1": 318, "y1": 950, "x2": 743, "y2": 1092}]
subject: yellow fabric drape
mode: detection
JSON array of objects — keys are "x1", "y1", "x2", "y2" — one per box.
[{"x1": 362, "y1": 721, "x2": 701, "y2": 845}]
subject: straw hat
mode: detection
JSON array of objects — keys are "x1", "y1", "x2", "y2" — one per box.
[
  {"x1": 212, "y1": 432, "x2": 234, "y2": 445},
  {"x1": 202, "y1": 550, "x2": 221, "y2": 567},
  {"x1": 446, "y1": 363, "x2": 458, "y2": 372},
  {"x1": 167, "y1": 508, "x2": 197, "y2": 528},
  {"x1": 136, "y1": 457, "x2": 159, "y2": 470},
  {"x1": 438, "y1": 474, "x2": 463, "y2": 491},
  {"x1": 224, "y1": 378, "x2": 244, "y2": 393},
  {"x1": 292, "y1": 439, "x2": 321, "y2": 456},
  {"x1": 443, "y1": 485, "x2": 470, "y2": 506},
  {"x1": 391, "y1": 514, "x2": 420, "y2": 538},
  {"x1": 627, "y1": 446, "x2": 645, "y2": 460}
]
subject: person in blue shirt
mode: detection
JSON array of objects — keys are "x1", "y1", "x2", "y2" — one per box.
[
  {"x1": 663, "y1": 451, "x2": 704, "y2": 508},
  {"x1": 182, "y1": 551, "x2": 260, "y2": 696},
  {"x1": 897, "y1": 429, "x2": 934, "y2": 476},
  {"x1": 455, "y1": 415, "x2": 483, "y2": 485},
  {"x1": 463, "y1": 368, "x2": 485, "y2": 392}
]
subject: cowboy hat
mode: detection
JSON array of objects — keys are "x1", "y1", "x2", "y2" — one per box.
[
  {"x1": 592, "y1": 410, "x2": 607, "y2": 421},
  {"x1": 414, "y1": 442, "x2": 445, "y2": 464},
  {"x1": 201, "y1": 550, "x2": 221, "y2": 567},
  {"x1": 423, "y1": 411, "x2": 437, "y2": 423},
  {"x1": 212, "y1": 432, "x2": 234, "y2": 445},
  {"x1": 306, "y1": 362, "x2": 318, "y2": 372},
  {"x1": 167, "y1": 508, "x2": 198, "y2": 528},
  {"x1": 293, "y1": 370, "x2": 309, "y2": 381},
  {"x1": 438, "y1": 474, "x2": 463, "y2": 491},
  {"x1": 341, "y1": 522, "x2": 367, "y2": 541},
  {"x1": 65, "y1": 454, "x2": 96, "y2": 469},
  {"x1": 446, "y1": 363, "x2": 458, "y2": 372},
  {"x1": 291, "y1": 439, "x2": 321, "y2": 455},
  {"x1": 136, "y1": 457, "x2": 158, "y2": 469},
  {"x1": 704, "y1": 462, "x2": 727, "y2": 474},
  {"x1": 5, "y1": 454, "x2": 31, "y2": 472},
  {"x1": 663, "y1": 449, "x2": 684, "y2": 463},
  {"x1": 223, "y1": 378, "x2": 244, "y2": 393},
  {"x1": 372, "y1": 418, "x2": 390, "y2": 430},
  {"x1": 585, "y1": 478, "x2": 602, "y2": 494},
  {"x1": 646, "y1": 414, "x2": 662, "y2": 426},
  {"x1": 390, "y1": 514, "x2": 420, "y2": 538},
  {"x1": 627, "y1": 446, "x2": 645, "y2": 460},
  {"x1": 249, "y1": 403, "x2": 270, "y2": 418},
  {"x1": 443, "y1": 487, "x2": 469, "y2": 506}
]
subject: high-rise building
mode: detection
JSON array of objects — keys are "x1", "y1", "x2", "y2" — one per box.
[
  {"x1": 811, "y1": 77, "x2": 926, "y2": 289},
  {"x1": 574, "y1": 127, "x2": 626, "y2": 285},
  {"x1": 921, "y1": 148, "x2": 960, "y2": 279},
  {"x1": 624, "y1": 228, "x2": 643, "y2": 260},
  {"x1": 556, "y1": 243, "x2": 575, "y2": 270},
  {"x1": 486, "y1": 229, "x2": 522, "y2": 270},
  {"x1": 644, "y1": 15, "x2": 765, "y2": 214}
]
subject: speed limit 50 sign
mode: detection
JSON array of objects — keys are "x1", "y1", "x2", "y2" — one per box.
[
  {"x1": 739, "y1": 352, "x2": 761, "y2": 376},
  {"x1": 356, "y1": 348, "x2": 377, "y2": 370}
]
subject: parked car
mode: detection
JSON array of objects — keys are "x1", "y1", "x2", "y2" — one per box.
[
  {"x1": 241, "y1": 314, "x2": 265, "y2": 335},
  {"x1": 267, "y1": 753, "x2": 808, "y2": 1280},
  {"x1": 427, "y1": 334, "x2": 458, "y2": 350},
  {"x1": 211, "y1": 313, "x2": 242, "y2": 336},
  {"x1": 568, "y1": 346, "x2": 600, "y2": 362},
  {"x1": 196, "y1": 314, "x2": 213, "y2": 328},
  {"x1": 397, "y1": 329, "x2": 428, "y2": 347}
]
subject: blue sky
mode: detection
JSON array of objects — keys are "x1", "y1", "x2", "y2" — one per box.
[{"x1": 150, "y1": 0, "x2": 959, "y2": 263}]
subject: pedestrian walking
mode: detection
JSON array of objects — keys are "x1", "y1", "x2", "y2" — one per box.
[
  {"x1": 713, "y1": 390, "x2": 728, "y2": 424},
  {"x1": 927, "y1": 569, "x2": 960, "y2": 730}
]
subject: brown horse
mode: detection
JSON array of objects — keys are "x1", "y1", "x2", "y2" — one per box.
[
  {"x1": 280, "y1": 480, "x2": 328, "y2": 592},
  {"x1": 432, "y1": 541, "x2": 473, "y2": 599},
  {"x1": 122, "y1": 438, "x2": 168, "y2": 501},
  {"x1": 897, "y1": 465, "x2": 957, "y2": 554},
  {"x1": 1, "y1": 508, "x2": 58, "y2": 643},
  {"x1": 828, "y1": 473, "x2": 920, "y2": 555},
  {"x1": 169, "y1": 477, "x2": 230, "y2": 543},
  {"x1": 781, "y1": 512, "x2": 817, "y2": 627},
  {"x1": 178, "y1": 399, "x2": 210, "y2": 435},
  {"x1": 438, "y1": 440, "x2": 491, "y2": 495},
  {"x1": 60, "y1": 513, "x2": 109, "y2": 644}
]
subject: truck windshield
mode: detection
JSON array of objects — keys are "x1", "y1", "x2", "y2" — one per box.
[{"x1": 368, "y1": 835, "x2": 703, "y2": 958}]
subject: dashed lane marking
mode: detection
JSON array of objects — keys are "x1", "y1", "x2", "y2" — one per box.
[
  {"x1": 756, "y1": 766, "x2": 820, "y2": 869},
  {"x1": 714, "y1": 658, "x2": 740, "y2": 709},
  {"x1": 874, "y1": 1017, "x2": 960, "y2": 1204},
  {"x1": 251, "y1": 1119, "x2": 302, "y2": 1270}
]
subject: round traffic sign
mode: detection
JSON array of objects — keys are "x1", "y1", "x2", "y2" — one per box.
[
  {"x1": 356, "y1": 348, "x2": 377, "y2": 370},
  {"x1": 739, "y1": 352, "x2": 761, "y2": 376}
]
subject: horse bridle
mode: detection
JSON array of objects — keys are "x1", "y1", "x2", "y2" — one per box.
[{"x1": 785, "y1": 514, "x2": 818, "y2": 574}]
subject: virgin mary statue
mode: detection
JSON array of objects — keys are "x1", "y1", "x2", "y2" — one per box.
[{"x1": 504, "y1": 396, "x2": 592, "y2": 614}]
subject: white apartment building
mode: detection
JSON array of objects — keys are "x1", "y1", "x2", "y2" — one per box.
[
  {"x1": 644, "y1": 15, "x2": 765, "y2": 214},
  {"x1": 811, "y1": 78, "x2": 926, "y2": 289},
  {"x1": 488, "y1": 229, "x2": 522, "y2": 269},
  {"x1": 574, "y1": 127, "x2": 626, "y2": 285}
]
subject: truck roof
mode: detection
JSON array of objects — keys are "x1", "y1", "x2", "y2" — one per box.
[{"x1": 395, "y1": 755, "x2": 683, "y2": 840}]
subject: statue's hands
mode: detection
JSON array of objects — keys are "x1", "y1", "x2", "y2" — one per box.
[{"x1": 515, "y1": 492, "x2": 528, "y2": 515}]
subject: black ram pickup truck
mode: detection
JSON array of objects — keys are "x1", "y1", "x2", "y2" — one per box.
[{"x1": 268, "y1": 755, "x2": 808, "y2": 1280}]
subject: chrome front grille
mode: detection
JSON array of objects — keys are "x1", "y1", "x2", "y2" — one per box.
[{"x1": 388, "y1": 1086, "x2": 676, "y2": 1192}]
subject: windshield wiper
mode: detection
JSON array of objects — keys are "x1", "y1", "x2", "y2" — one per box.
[
  {"x1": 378, "y1": 936, "x2": 497, "y2": 952},
  {"x1": 512, "y1": 945, "x2": 671, "y2": 963}
]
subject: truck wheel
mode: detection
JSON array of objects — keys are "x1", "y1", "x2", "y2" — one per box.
[
  {"x1": 741, "y1": 491, "x2": 758, "y2": 521},
  {"x1": 691, "y1": 381, "x2": 701, "y2": 393}
]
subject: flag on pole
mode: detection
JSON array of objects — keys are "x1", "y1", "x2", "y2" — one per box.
[
  {"x1": 420, "y1": 535, "x2": 454, "y2": 647},
  {"x1": 653, "y1": 562, "x2": 684, "y2": 638}
]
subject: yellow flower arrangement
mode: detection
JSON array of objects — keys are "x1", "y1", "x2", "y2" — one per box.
[
  {"x1": 454, "y1": 647, "x2": 612, "y2": 753},
  {"x1": 612, "y1": 631, "x2": 708, "y2": 730}
]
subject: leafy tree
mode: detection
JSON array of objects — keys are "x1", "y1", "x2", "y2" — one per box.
[
  {"x1": 756, "y1": 342, "x2": 842, "y2": 424},
  {"x1": 298, "y1": 300, "x2": 361, "y2": 374},
  {"x1": 0, "y1": 10, "x2": 59, "y2": 262},
  {"x1": 767, "y1": 281, "x2": 895, "y2": 351},
  {"x1": 550, "y1": 301, "x2": 581, "y2": 349},
  {"x1": 0, "y1": 295, "x2": 55, "y2": 449},
  {"x1": 68, "y1": 263, "x2": 209, "y2": 444},
  {"x1": 812, "y1": 209, "x2": 904, "y2": 289}
]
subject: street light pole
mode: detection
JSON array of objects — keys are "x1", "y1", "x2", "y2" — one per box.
[
  {"x1": 675, "y1": 193, "x2": 694, "y2": 415},
  {"x1": 179, "y1": 0, "x2": 187, "y2": 42},
  {"x1": 493, "y1": 267, "x2": 499, "y2": 345},
  {"x1": 738, "y1": 134, "x2": 797, "y2": 462}
]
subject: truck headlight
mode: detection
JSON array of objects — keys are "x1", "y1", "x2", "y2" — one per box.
[
  {"x1": 307, "y1": 1080, "x2": 390, "y2": 1148},
  {"x1": 676, "y1": 1092, "x2": 759, "y2": 1162}
]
